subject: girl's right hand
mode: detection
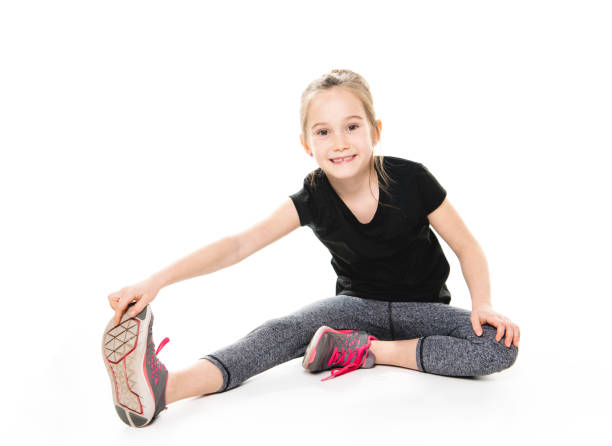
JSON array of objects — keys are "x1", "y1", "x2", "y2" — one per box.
[{"x1": 107, "y1": 277, "x2": 162, "y2": 326}]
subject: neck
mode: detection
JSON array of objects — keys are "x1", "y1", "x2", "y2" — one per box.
[{"x1": 327, "y1": 160, "x2": 378, "y2": 201}]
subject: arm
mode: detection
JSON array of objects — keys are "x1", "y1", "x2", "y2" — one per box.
[
  {"x1": 235, "y1": 197, "x2": 301, "y2": 261},
  {"x1": 426, "y1": 198, "x2": 489, "y2": 308},
  {"x1": 149, "y1": 236, "x2": 242, "y2": 289},
  {"x1": 109, "y1": 198, "x2": 301, "y2": 323},
  {"x1": 151, "y1": 197, "x2": 301, "y2": 288},
  {"x1": 427, "y1": 198, "x2": 520, "y2": 347},
  {"x1": 456, "y1": 243, "x2": 491, "y2": 310}
]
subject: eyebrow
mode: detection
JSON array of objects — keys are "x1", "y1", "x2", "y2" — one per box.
[{"x1": 311, "y1": 115, "x2": 364, "y2": 130}]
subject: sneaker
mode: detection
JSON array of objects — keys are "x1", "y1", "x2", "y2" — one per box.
[
  {"x1": 302, "y1": 326, "x2": 378, "y2": 381},
  {"x1": 102, "y1": 303, "x2": 169, "y2": 427}
]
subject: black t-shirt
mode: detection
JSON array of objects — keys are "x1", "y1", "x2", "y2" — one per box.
[{"x1": 289, "y1": 155, "x2": 451, "y2": 304}]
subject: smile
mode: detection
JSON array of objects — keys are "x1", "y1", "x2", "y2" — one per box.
[{"x1": 330, "y1": 155, "x2": 357, "y2": 164}]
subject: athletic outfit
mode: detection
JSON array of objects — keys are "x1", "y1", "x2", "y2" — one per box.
[{"x1": 201, "y1": 156, "x2": 518, "y2": 392}]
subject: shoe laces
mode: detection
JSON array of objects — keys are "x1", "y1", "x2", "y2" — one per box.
[
  {"x1": 321, "y1": 333, "x2": 377, "y2": 382},
  {"x1": 147, "y1": 334, "x2": 170, "y2": 386},
  {"x1": 156, "y1": 337, "x2": 170, "y2": 355}
]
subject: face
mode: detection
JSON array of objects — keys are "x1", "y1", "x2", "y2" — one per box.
[{"x1": 300, "y1": 87, "x2": 381, "y2": 180}]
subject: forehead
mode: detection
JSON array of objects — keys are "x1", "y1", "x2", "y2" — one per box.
[{"x1": 308, "y1": 87, "x2": 365, "y2": 122}]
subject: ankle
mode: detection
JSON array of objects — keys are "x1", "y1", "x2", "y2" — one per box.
[
  {"x1": 369, "y1": 340, "x2": 380, "y2": 364},
  {"x1": 165, "y1": 371, "x2": 179, "y2": 405},
  {"x1": 369, "y1": 339, "x2": 419, "y2": 370},
  {"x1": 164, "y1": 359, "x2": 224, "y2": 405}
]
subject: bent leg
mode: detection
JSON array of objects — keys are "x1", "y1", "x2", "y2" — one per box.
[
  {"x1": 202, "y1": 295, "x2": 390, "y2": 392},
  {"x1": 391, "y1": 302, "x2": 518, "y2": 377}
]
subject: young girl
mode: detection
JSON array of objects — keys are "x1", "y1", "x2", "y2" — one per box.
[{"x1": 103, "y1": 69, "x2": 520, "y2": 428}]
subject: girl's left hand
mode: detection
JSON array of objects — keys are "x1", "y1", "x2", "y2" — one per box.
[{"x1": 470, "y1": 304, "x2": 520, "y2": 348}]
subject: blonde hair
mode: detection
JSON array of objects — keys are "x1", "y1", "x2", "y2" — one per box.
[{"x1": 299, "y1": 68, "x2": 398, "y2": 201}]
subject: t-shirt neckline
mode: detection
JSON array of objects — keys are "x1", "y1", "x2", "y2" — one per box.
[{"x1": 322, "y1": 167, "x2": 384, "y2": 226}]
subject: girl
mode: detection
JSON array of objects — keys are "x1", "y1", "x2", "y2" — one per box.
[{"x1": 103, "y1": 69, "x2": 520, "y2": 428}]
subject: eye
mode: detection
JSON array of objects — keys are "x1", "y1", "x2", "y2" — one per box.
[
  {"x1": 348, "y1": 124, "x2": 359, "y2": 131},
  {"x1": 316, "y1": 129, "x2": 328, "y2": 136}
]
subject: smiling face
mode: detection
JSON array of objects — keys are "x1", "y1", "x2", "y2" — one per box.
[{"x1": 300, "y1": 86, "x2": 381, "y2": 181}]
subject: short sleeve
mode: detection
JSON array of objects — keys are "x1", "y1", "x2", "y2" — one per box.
[
  {"x1": 415, "y1": 163, "x2": 447, "y2": 216},
  {"x1": 289, "y1": 176, "x2": 316, "y2": 227}
]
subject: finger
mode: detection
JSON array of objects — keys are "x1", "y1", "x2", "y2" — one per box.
[
  {"x1": 114, "y1": 296, "x2": 133, "y2": 325},
  {"x1": 113, "y1": 308, "x2": 123, "y2": 326},
  {"x1": 108, "y1": 290, "x2": 122, "y2": 301},
  {"x1": 471, "y1": 316, "x2": 483, "y2": 336},
  {"x1": 108, "y1": 295, "x2": 120, "y2": 311},
  {"x1": 128, "y1": 297, "x2": 147, "y2": 318},
  {"x1": 495, "y1": 322, "x2": 505, "y2": 342},
  {"x1": 514, "y1": 325, "x2": 520, "y2": 347},
  {"x1": 504, "y1": 325, "x2": 513, "y2": 347}
]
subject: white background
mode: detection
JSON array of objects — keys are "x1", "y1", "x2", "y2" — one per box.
[{"x1": 1, "y1": 0, "x2": 610, "y2": 444}]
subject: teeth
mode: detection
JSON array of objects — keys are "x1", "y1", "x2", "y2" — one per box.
[{"x1": 331, "y1": 155, "x2": 354, "y2": 163}]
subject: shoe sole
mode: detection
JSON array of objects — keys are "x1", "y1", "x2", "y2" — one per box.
[
  {"x1": 101, "y1": 305, "x2": 156, "y2": 427},
  {"x1": 302, "y1": 325, "x2": 336, "y2": 371}
]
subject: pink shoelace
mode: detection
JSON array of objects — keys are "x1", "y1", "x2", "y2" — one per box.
[
  {"x1": 156, "y1": 337, "x2": 170, "y2": 355},
  {"x1": 148, "y1": 336, "x2": 170, "y2": 386},
  {"x1": 321, "y1": 333, "x2": 378, "y2": 382}
]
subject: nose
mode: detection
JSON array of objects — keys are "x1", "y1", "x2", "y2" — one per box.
[{"x1": 333, "y1": 132, "x2": 350, "y2": 152}]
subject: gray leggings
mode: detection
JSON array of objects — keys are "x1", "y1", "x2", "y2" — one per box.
[{"x1": 201, "y1": 295, "x2": 519, "y2": 392}]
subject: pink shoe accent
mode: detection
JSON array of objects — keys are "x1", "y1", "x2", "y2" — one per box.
[
  {"x1": 321, "y1": 334, "x2": 378, "y2": 382},
  {"x1": 156, "y1": 337, "x2": 170, "y2": 355},
  {"x1": 154, "y1": 337, "x2": 169, "y2": 402},
  {"x1": 147, "y1": 337, "x2": 170, "y2": 387}
]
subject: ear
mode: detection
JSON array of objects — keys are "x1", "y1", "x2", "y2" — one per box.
[
  {"x1": 299, "y1": 134, "x2": 312, "y2": 156},
  {"x1": 371, "y1": 120, "x2": 382, "y2": 146}
]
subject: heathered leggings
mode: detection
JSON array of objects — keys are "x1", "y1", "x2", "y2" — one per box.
[{"x1": 201, "y1": 295, "x2": 518, "y2": 393}]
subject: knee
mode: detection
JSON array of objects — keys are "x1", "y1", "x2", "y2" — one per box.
[
  {"x1": 475, "y1": 324, "x2": 519, "y2": 375},
  {"x1": 492, "y1": 339, "x2": 519, "y2": 372},
  {"x1": 259, "y1": 315, "x2": 313, "y2": 344}
]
